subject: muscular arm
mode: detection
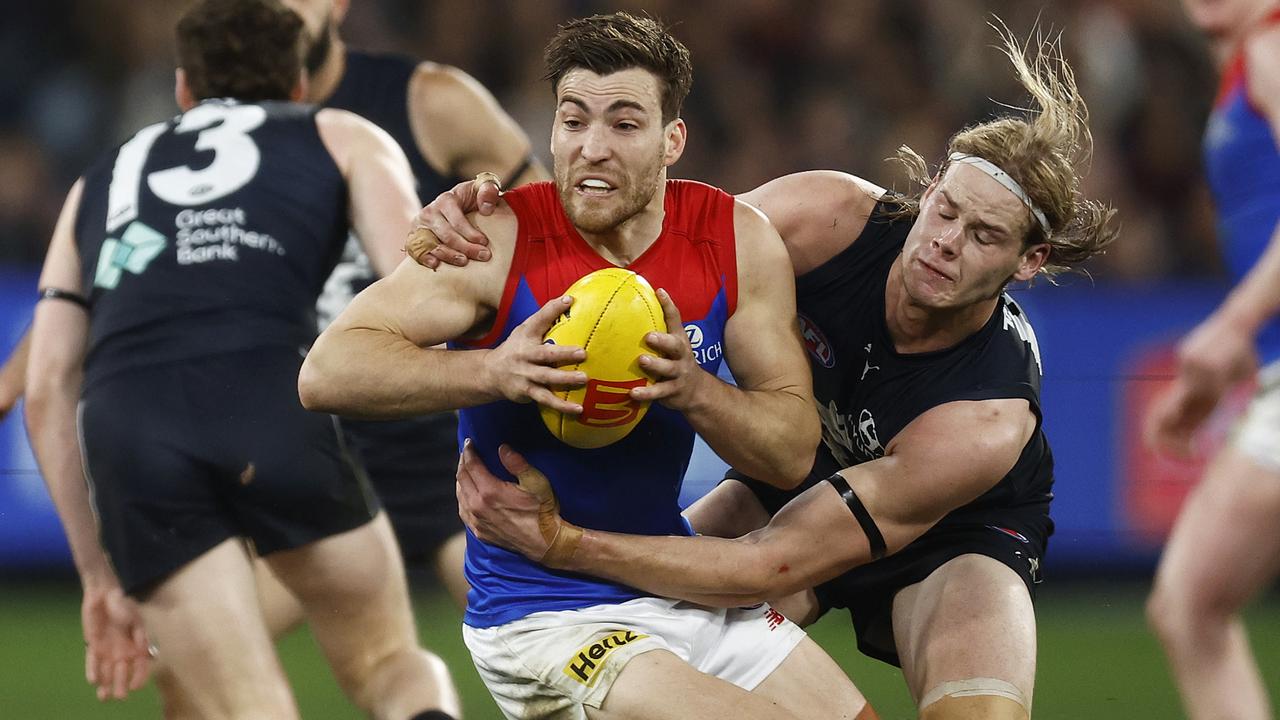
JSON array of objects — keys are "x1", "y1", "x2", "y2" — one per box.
[
  {"x1": 24, "y1": 181, "x2": 108, "y2": 585},
  {"x1": 408, "y1": 63, "x2": 549, "y2": 185},
  {"x1": 299, "y1": 208, "x2": 586, "y2": 418},
  {"x1": 556, "y1": 398, "x2": 1037, "y2": 605},
  {"x1": 649, "y1": 203, "x2": 819, "y2": 486},
  {"x1": 300, "y1": 208, "x2": 512, "y2": 417},
  {"x1": 317, "y1": 108, "x2": 420, "y2": 278},
  {"x1": 738, "y1": 170, "x2": 884, "y2": 276}
]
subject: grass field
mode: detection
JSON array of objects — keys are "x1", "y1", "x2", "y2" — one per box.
[{"x1": 2, "y1": 579, "x2": 1277, "y2": 719}]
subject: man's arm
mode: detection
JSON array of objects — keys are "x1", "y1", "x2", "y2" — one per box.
[
  {"x1": 632, "y1": 202, "x2": 818, "y2": 486},
  {"x1": 1146, "y1": 27, "x2": 1280, "y2": 456},
  {"x1": 316, "y1": 108, "x2": 421, "y2": 278},
  {"x1": 460, "y1": 398, "x2": 1037, "y2": 606},
  {"x1": 24, "y1": 181, "x2": 151, "y2": 699},
  {"x1": 298, "y1": 208, "x2": 586, "y2": 418}
]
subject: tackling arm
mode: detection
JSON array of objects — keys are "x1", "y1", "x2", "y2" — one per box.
[{"x1": 461, "y1": 398, "x2": 1036, "y2": 606}]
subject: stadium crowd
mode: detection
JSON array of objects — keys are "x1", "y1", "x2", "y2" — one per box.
[{"x1": 1, "y1": 0, "x2": 1220, "y2": 281}]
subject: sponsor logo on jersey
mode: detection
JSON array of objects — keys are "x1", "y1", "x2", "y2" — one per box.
[
  {"x1": 563, "y1": 630, "x2": 649, "y2": 685},
  {"x1": 799, "y1": 314, "x2": 835, "y2": 368},
  {"x1": 684, "y1": 322, "x2": 724, "y2": 366},
  {"x1": 94, "y1": 221, "x2": 167, "y2": 289}
]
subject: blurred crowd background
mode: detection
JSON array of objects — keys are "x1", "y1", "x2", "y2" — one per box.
[{"x1": 0, "y1": 0, "x2": 1222, "y2": 279}]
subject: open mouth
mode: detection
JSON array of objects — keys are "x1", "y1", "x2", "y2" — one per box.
[{"x1": 576, "y1": 178, "x2": 616, "y2": 196}]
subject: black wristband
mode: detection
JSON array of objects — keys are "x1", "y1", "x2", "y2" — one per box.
[
  {"x1": 38, "y1": 287, "x2": 90, "y2": 310},
  {"x1": 825, "y1": 473, "x2": 887, "y2": 560}
]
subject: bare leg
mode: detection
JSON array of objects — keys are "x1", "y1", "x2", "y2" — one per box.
[
  {"x1": 266, "y1": 512, "x2": 461, "y2": 720},
  {"x1": 1147, "y1": 447, "x2": 1280, "y2": 720},
  {"x1": 252, "y1": 555, "x2": 306, "y2": 638},
  {"x1": 140, "y1": 539, "x2": 299, "y2": 719},
  {"x1": 894, "y1": 554, "x2": 1036, "y2": 719},
  {"x1": 584, "y1": 636, "x2": 867, "y2": 720}
]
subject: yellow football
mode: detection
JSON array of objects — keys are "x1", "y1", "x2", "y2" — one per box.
[{"x1": 539, "y1": 267, "x2": 664, "y2": 449}]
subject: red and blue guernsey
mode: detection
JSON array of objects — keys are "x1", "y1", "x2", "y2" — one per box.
[
  {"x1": 454, "y1": 180, "x2": 739, "y2": 628},
  {"x1": 1204, "y1": 7, "x2": 1280, "y2": 364}
]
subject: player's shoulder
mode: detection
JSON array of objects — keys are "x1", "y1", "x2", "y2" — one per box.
[{"x1": 408, "y1": 61, "x2": 497, "y2": 110}]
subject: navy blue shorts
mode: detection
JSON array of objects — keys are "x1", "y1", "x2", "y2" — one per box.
[{"x1": 78, "y1": 348, "x2": 378, "y2": 597}]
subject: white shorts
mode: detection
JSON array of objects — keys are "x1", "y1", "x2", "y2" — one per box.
[
  {"x1": 462, "y1": 596, "x2": 807, "y2": 720},
  {"x1": 1233, "y1": 361, "x2": 1280, "y2": 472}
]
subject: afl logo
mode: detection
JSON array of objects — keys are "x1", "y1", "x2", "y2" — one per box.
[
  {"x1": 684, "y1": 323, "x2": 705, "y2": 349},
  {"x1": 798, "y1": 314, "x2": 834, "y2": 368}
]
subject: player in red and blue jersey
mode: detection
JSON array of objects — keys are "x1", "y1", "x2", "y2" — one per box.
[
  {"x1": 301, "y1": 12, "x2": 872, "y2": 720},
  {"x1": 1146, "y1": 2, "x2": 1280, "y2": 719}
]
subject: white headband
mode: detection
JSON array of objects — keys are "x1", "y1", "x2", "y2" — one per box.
[{"x1": 948, "y1": 153, "x2": 1050, "y2": 237}]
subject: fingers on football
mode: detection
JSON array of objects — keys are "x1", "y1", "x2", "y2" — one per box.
[
  {"x1": 656, "y1": 288, "x2": 683, "y2": 333},
  {"x1": 535, "y1": 342, "x2": 586, "y2": 368},
  {"x1": 529, "y1": 385, "x2": 582, "y2": 415},
  {"x1": 522, "y1": 295, "x2": 573, "y2": 337},
  {"x1": 642, "y1": 329, "x2": 688, "y2": 360}
]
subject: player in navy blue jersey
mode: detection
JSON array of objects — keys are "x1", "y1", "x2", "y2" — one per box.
[
  {"x1": 1145, "y1": 2, "x2": 1280, "y2": 718},
  {"x1": 22, "y1": 1, "x2": 458, "y2": 717},
  {"x1": 427, "y1": 26, "x2": 1115, "y2": 720}
]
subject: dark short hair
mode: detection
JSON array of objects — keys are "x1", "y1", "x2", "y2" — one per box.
[
  {"x1": 543, "y1": 12, "x2": 693, "y2": 124},
  {"x1": 176, "y1": 0, "x2": 305, "y2": 102}
]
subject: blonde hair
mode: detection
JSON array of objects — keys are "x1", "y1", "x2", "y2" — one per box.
[{"x1": 894, "y1": 20, "x2": 1117, "y2": 279}]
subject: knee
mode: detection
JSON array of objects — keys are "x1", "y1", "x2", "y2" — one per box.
[
  {"x1": 337, "y1": 644, "x2": 453, "y2": 715},
  {"x1": 1146, "y1": 577, "x2": 1233, "y2": 645},
  {"x1": 918, "y1": 678, "x2": 1030, "y2": 720}
]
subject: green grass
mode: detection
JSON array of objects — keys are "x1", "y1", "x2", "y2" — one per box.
[{"x1": 1, "y1": 580, "x2": 1277, "y2": 718}]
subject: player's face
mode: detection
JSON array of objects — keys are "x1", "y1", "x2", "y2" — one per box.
[
  {"x1": 551, "y1": 67, "x2": 685, "y2": 235},
  {"x1": 900, "y1": 163, "x2": 1048, "y2": 309},
  {"x1": 1182, "y1": 0, "x2": 1273, "y2": 39}
]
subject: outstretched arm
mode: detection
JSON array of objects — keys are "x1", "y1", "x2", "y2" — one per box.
[
  {"x1": 459, "y1": 399, "x2": 1037, "y2": 606},
  {"x1": 1145, "y1": 27, "x2": 1280, "y2": 457},
  {"x1": 25, "y1": 181, "x2": 151, "y2": 700}
]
